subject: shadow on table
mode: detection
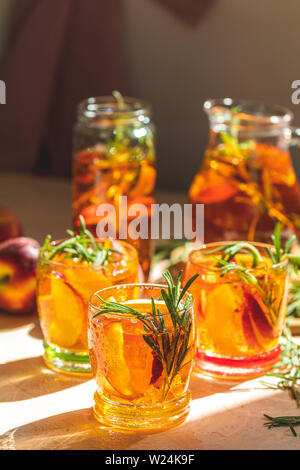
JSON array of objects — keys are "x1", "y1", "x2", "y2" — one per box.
[
  {"x1": 0, "y1": 407, "x2": 147, "y2": 450},
  {"x1": 0, "y1": 311, "x2": 43, "y2": 342},
  {"x1": 0, "y1": 312, "x2": 39, "y2": 331},
  {"x1": 0, "y1": 356, "x2": 88, "y2": 402},
  {"x1": 0, "y1": 390, "x2": 295, "y2": 450},
  {"x1": 189, "y1": 372, "x2": 281, "y2": 400},
  {"x1": 190, "y1": 373, "x2": 236, "y2": 400}
]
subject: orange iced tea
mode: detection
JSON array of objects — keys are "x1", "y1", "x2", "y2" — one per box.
[
  {"x1": 88, "y1": 277, "x2": 196, "y2": 431},
  {"x1": 184, "y1": 242, "x2": 289, "y2": 379},
  {"x1": 37, "y1": 238, "x2": 138, "y2": 375},
  {"x1": 72, "y1": 153, "x2": 156, "y2": 277},
  {"x1": 72, "y1": 95, "x2": 156, "y2": 278},
  {"x1": 189, "y1": 99, "x2": 300, "y2": 243}
]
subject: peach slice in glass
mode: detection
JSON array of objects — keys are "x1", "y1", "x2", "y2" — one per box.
[
  {"x1": 49, "y1": 275, "x2": 84, "y2": 348},
  {"x1": 123, "y1": 332, "x2": 154, "y2": 395},
  {"x1": 38, "y1": 294, "x2": 55, "y2": 338},
  {"x1": 204, "y1": 284, "x2": 242, "y2": 356},
  {"x1": 129, "y1": 165, "x2": 156, "y2": 198},
  {"x1": 243, "y1": 289, "x2": 278, "y2": 349},
  {"x1": 241, "y1": 307, "x2": 261, "y2": 352},
  {"x1": 64, "y1": 268, "x2": 112, "y2": 304},
  {"x1": 101, "y1": 321, "x2": 135, "y2": 398}
]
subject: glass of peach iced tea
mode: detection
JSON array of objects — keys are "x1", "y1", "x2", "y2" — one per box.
[
  {"x1": 88, "y1": 271, "x2": 198, "y2": 431},
  {"x1": 184, "y1": 224, "x2": 296, "y2": 379},
  {"x1": 37, "y1": 217, "x2": 138, "y2": 375}
]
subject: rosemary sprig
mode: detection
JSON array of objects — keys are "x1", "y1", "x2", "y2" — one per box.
[
  {"x1": 262, "y1": 293, "x2": 300, "y2": 436},
  {"x1": 262, "y1": 320, "x2": 300, "y2": 402},
  {"x1": 112, "y1": 90, "x2": 126, "y2": 110},
  {"x1": 205, "y1": 223, "x2": 300, "y2": 285},
  {"x1": 220, "y1": 132, "x2": 255, "y2": 160},
  {"x1": 106, "y1": 90, "x2": 155, "y2": 162},
  {"x1": 261, "y1": 318, "x2": 300, "y2": 437},
  {"x1": 205, "y1": 241, "x2": 263, "y2": 268},
  {"x1": 263, "y1": 414, "x2": 300, "y2": 437},
  {"x1": 40, "y1": 216, "x2": 122, "y2": 266},
  {"x1": 287, "y1": 281, "x2": 300, "y2": 317},
  {"x1": 93, "y1": 270, "x2": 199, "y2": 401}
]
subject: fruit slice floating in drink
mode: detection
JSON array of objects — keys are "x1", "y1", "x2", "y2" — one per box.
[{"x1": 50, "y1": 274, "x2": 84, "y2": 348}]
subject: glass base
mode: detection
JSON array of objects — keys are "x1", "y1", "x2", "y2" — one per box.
[
  {"x1": 43, "y1": 342, "x2": 92, "y2": 377},
  {"x1": 195, "y1": 345, "x2": 281, "y2": 380},
  {"x1": 93, "y1": 391, "x2": 191, "y2": 432}
]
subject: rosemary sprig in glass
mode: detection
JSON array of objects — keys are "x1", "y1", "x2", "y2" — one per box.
[
  {"x1": 204, "y1": 222, "x2": 300, "y2": 288},
  {"x1": 40, "y1": 215, "x2": 122, "y2": 267},
  {"x1": 202, "y1": 224, "x2": 299, "y2": 327},
  {"x1": 211, "y1": 127, "x2": 300, "y2": 234},
  {"x1": 106, "y1": 90, "x2": 155, "y2": 162},
  {"x1": 93, "y1": 270, "x2": 198, "y2": 401}
]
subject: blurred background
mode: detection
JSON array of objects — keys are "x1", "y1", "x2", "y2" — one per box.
[{"x1": 0, "y1": 0, "x2": 300, "y2": 191}]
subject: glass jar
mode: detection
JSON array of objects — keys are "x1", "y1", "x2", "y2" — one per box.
[
  {"x1": 72, "y1": 95, "x2": 156, "y2": 279},
  {"x1": 189, "y1": 98, "x2": 300, "y2": 243}
]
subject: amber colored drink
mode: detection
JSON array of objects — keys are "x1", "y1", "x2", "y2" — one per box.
[
  {"x1": 72, "y1": 150, "x2": 156, "y2": 278},
  {"x1": 37, "y1": 240, "x2": 138, "y2": 375},
  {"x1": 88, "y1": 284, "x2": 195, "y2": 431},
  {"x1": 184, "y1": 243, "x2": 289, "y2": 379},
  {"x1": 72, "y1": 96, "x2": 157, "y2": 279},
  {"x1": 189, "y1": 142, "x2": 300, "y2": 243}
]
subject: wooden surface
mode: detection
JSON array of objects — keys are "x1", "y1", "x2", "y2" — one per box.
[{"x1": 0, "y1": 172, "x2": 300, "y2": 450}]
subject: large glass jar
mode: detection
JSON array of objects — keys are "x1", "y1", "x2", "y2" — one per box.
[
  {"x1": 72, "y1": 95, "x2": 156, "y2": 278},
  {"x1": 189, "y1": 98, "x2": 300, "y2": 243}
]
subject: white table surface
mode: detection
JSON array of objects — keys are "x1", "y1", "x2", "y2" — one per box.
[{"x1": 0, "y1": 172, "x2": 299, "y2": 450}]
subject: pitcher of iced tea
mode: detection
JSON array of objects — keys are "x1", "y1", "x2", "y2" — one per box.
[{"x1": 189, "y1": 98, "x2": 300, "y2": 243}]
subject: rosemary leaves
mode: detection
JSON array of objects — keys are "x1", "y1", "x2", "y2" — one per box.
[{"x1": 40, "y1": 215, "x2": 123, "y2": 266}]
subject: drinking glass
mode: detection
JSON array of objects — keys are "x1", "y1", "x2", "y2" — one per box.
[
  {"x1": 184, "y1": 242, "x2": 289, "y2": 379},
  {"x1": 37, "y1": 240, "x2": 138, "y2": 375},
  {"x1": 88, "y1": 283, "x2": 195, "y2": 431}
]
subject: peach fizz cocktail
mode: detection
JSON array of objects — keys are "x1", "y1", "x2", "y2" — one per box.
[
  {"x1": 88, "y1": 271, "x2": 197, "y2": 431},
  {"x1": 184, "y1": 229, "x2": 292, "y2": 379},
  {"x1": 37, "y1": 217, "x2": 138, "y2": 375}
]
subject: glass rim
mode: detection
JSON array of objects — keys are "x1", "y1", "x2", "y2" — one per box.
[
  {"x1": 39, "y1": 238, "x2": 138, "y2": 271},
  {"x1": 188, "y1": 241, "x2": 289, "y2": 272},
  {"x1": 203, "y1": 97, "x2": 293, "y2": 126},
  {"x1": 89, "y1": 282, "x2": 194, "y2": 317},
  {"x1": 78, "y1": 96, "x2": 151, "y2": 120}
]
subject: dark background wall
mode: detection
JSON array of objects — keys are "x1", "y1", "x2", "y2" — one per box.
[
  {"x1": 121, "y1": 0, "x2": 300, "y2": 191},
  {"x1": 1, "y1": 0, "x2": 300, "y2": 193}
]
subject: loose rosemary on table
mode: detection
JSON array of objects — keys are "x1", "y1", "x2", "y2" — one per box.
[
  {"x1": 93, "y1": 270, "x2": 199, "y2": 401},
  {"x1": 40, "y1": 215, "x2": 122, "y2": 267},
  {"x1": 261, "y1": 319, "x2": 300, "y2": 436}
]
